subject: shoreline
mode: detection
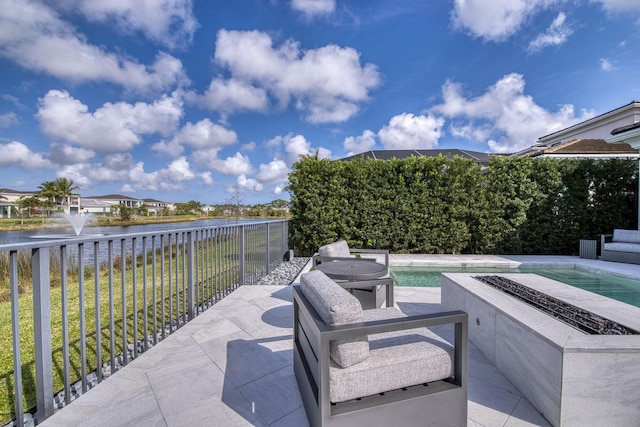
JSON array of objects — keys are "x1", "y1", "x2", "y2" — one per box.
[{"x1": 0, "y1": 215, "x2": 281, "y2": 232}]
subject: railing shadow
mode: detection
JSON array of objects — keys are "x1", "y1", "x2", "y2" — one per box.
[{"x1": 221, "y1": 335, "x2": 303, "y2": 426}]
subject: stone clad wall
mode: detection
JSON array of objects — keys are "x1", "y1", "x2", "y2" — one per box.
[{"x1": 441, "y1": 273, "x2": 640, "y2": 427}]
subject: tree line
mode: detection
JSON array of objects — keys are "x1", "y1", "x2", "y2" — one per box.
[
  {"x1": 287, "y1": 155, "x2": 637, "y2": 256},
  {"x1": 3, "y1": 178, "x2": 289, "y2": 221}
]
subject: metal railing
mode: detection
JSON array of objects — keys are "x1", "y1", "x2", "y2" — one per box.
[{"x1": 0, "y1": 219, "x2": 289, "y2": 426}]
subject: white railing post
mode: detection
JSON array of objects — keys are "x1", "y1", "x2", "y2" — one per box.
[{"x1": 32, "y1": 247, "x2": 54, "y2": 421}]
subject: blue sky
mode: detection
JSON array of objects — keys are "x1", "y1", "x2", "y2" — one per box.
[{"x1": 1, "y1": 0, "x2": 639, "y2": 205}]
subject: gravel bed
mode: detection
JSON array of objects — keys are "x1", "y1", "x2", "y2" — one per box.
[{"x1": 255, "y1": 256, "x2": 310, "y2": 286}]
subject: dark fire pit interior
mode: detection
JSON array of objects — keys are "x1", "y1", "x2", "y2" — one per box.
[{"x1": 473, "y1": 275, "x2": 639, "y2": 335}]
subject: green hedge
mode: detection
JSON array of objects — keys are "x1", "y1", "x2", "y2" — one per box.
[{"x1": 287, "y1": 155, "x2": 638, "y2": 255}]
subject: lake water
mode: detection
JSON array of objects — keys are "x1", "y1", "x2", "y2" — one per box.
[{"x1": 0, "y1": 218, "x2": 265, "y2": 245}]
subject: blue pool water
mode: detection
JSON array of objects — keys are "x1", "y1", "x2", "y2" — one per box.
[{"x1": 389, "y1": 266, "x2": 640, "y2": 308}]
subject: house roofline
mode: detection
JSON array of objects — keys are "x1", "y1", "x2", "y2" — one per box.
[{"x1": 538, "y1": 100, "x2": 640, "y2": 142}]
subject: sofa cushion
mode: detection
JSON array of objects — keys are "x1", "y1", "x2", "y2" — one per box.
[
  {"x1": 612, "y1": 229, "x2": 640, "y2": 244},
  {"x1": 329, "y1": 307, "x2": 454, "y2": 403},
  {"x1": 604, "y1": 242, "x2": 640, "y2": 254},
  {"x1": 318, "y1": 240, "x2": 351, "y2": 258},
  {"x1": 300, "y1": 270, "x2": 368, "y2": 368}
]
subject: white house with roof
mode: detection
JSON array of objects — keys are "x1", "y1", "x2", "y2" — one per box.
[
  {"x1": 513, "y1": 100, "x2": 640, "y2": 158},
  {"x1": 143, "y1": 198, "x2": 171, "y2": 216},
  {"x1": 0, "y1": 188, "x2": 34, "y2": 218}
]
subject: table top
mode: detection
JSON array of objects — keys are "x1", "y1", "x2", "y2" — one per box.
[{"x1": 314, "y1": 261, "x2": 388, "y2": 281}]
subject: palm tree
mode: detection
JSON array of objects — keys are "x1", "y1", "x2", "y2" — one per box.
[
  {"x1": 37, "y1": 180, "x2": 58, "y2": 206},
  {"x1": 55, "y1": 177, "x2": 80, "y2": 211}
]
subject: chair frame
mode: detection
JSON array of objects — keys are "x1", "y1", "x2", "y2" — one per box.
[
  {"x1": 312, "y1": 247, "x2": 390, "y2": 267},
  {"x1": 292, "y1": 281, "x2": 468, "y2": 427}
]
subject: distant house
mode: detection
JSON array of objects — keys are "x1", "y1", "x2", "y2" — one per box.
[
  {"x1": 0, "y1": 188, "x2": 36, "y2": 218},
  {"x1": 514, "y1": 100, "x2": 640, "y2": 158},
  {"x1": 143, "y1": 198, "x2": 171, "y2": 216},
  {"x1": 78, "y1": 198, "x2": 115, "y2": 216},
  {"x1": 84, "y1": 194, "x2": 144, "y2": 216},
  {"x1": 342, "y1": 149, "x2": 492, "y2": 166}
]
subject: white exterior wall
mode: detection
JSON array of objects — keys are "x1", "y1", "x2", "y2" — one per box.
[{"x1": 538, "y1": 101, "x2": 640, "y2": 146}]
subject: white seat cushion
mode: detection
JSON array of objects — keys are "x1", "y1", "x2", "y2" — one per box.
[{"x1": 329, "y1": 307, "x2": 454, "y2": 403}]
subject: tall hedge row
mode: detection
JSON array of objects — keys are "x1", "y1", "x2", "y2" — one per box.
[{"x1": 287, "y1": 155, "x2": 638, "y2": 256}]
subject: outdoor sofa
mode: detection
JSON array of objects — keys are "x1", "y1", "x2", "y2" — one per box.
[
  {"x1": 601, "y1": 229, "x2": 640, "y2": 264},
  {"x1": 293, "y1": 270, "x2": 468, "y2": 427}
]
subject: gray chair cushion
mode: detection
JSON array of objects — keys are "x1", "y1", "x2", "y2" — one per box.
[
  {"x1": 612, "y1": 229, "x2": 640, "y2": 244},
  {"x1": 318, "y1": 240, "x2": 351, "y2": 257},
  {"x1": 300, "y1": 270, "x2": 369, "y2": 368},
  {"x1": 604, "y1": 242, "x2": 640, "y2": 254},
  {"x1": 329, "y1": 307, "x2": 454, "y2": 403}
]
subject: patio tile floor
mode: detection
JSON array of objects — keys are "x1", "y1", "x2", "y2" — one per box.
[{"x1": 40, "y1": 255, "x2": 640, "y2": 427}]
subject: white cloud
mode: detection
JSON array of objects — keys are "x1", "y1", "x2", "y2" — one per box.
[
  {"x1": 0, "y1": 140, "x2": 50, "y2": 168},
  {"x1": 188, "y1": 78, "x2": 268, "y2": 115},
  {"x1": 49, "y1": 143, "x2": 95, "y2": 164},
  {"x1": 37, "y1": 90, "x2": 183, "y2": 153},
  {"x1": 594, "y1": 0, "x2": 640, "y2": 12},
  {"x1": 344, "y1": 129, "x2": 377, "y2": 155},
  {"x1": 151, "y1": 139, "x2": 184, "y2": 157},
  {"x1": 51, "y1": 0, "x2": 198, "y2": 49},
  {"x1": 528, "y1": 12, "x2": 573, "y2": 52},
  {"x1": 451, "y1": 0, "x2": 557, "y2": 42},
  {"x1": 430, "y1": 73, "x2": 596, "y2": 153},
  {"x1": 600, "y1": 58, "x2": 616, "y2": 71},
  {"x1": 194, "y1": 29, "x2": 380, "y2": 123},
  {"x1": 122, "y1": 157, "x2": 197, "y2": 192},
  {"x1": 159, "y1": 157, "x2": 195, "y2": 181},
  {"x1": 257, "y1": 159, "x2": 289, "y2": 183},
  {"x1": 267, "y1": 133, "x2": 333, "y2": 164},
  {"x1": 0, "y1": 112, "x2": 18, "y2": 127},
  {"x1": 448, "y1": 123, "x2": 493, "y2": 142},
  {"x1": 226, "y1": 175, "x2": 263, "y2": 193},
  {"x1": 174, "y1": 119, "x2": 237, "y2": 149},
  {"x1": 0, "y1": 0, "x2": 188, "y2": 91},
  {"x1": 242, "y1": 141, "x2": 256, "y2": 152},
  {"x1": 200, "y1": 172, "x2": 214, "y2": 186},
  {"x1": 203, "y1": 152, "x2": 254, "y2": 176},
  {"x1": 291, "y1": 0, "x2": 336, "y2": 17},
  {"x1": 378, "y1": 113, "x2": 444, "y2": 149}
]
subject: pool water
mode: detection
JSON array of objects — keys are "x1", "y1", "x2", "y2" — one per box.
[{"x1": 389, "y1": 266, "x2": 640, "y2": 308}]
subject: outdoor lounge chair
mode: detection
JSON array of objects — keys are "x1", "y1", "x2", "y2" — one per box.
[
  {"x1": 312, "y1": 240, "x2": 390, "y2": 266},
  {"x1": 293, "y1": 270, "x2": 468, "y2": 427}
]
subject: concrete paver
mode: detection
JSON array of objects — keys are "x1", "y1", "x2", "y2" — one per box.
[{"x1": 41, "y1": 255, "x2": 640, "y2": 426}]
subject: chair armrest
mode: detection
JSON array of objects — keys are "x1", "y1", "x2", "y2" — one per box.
[
  {"x1": 319, "y1": 310, "x2": 467, "y2": 340},
  {"x1": 601, "y1": 234, "x2": 613, "y2": 246}
]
